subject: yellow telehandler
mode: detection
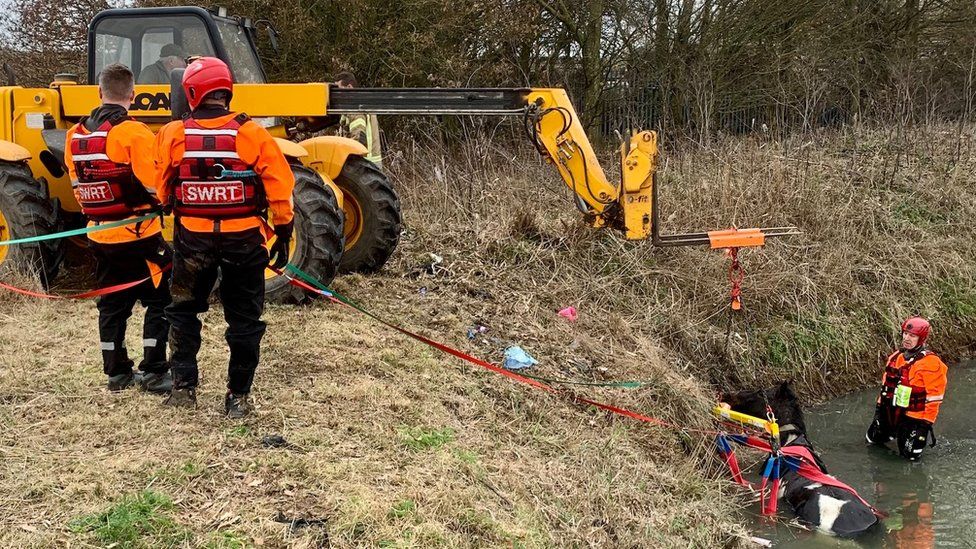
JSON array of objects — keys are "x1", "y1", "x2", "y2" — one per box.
[{"x1": 0, "y1": 6, "x2": 795, "y2": 301}]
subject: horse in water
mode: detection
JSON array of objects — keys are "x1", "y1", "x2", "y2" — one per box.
[{"x1": 722, "y1": 381, "x2": 880, "y2": 537}]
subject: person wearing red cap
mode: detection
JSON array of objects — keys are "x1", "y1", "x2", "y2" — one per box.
[
  {"x1": 866, "y1": 317, "x2": 948, "y2": 460},
  {"x1": 153, "y1": 57, "x2": 295, "y2": 418}
]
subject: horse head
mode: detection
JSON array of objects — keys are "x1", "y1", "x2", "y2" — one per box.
[{"x1": 722, "y1": 380, "x2": 808, "y2": 442}]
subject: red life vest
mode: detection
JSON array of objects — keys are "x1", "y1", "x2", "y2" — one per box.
[
  {"x1": 879, "y1": 350, "x2": 928, "y2": 412},
  {"x1": 70, "y1": 115, "x2": 154, "y2": 221},
  {"x1": 172, "y1": 113, "x2": 265, "y2": 220}
]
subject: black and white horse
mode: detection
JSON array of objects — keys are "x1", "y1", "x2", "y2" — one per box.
[{"x1": 723, "y1": 381, "x2": 880, "y2": 538}]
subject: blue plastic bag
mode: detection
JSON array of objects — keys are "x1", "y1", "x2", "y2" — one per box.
[{"x1": 503, "y1": 346, "x2": 539, "y2": 370}]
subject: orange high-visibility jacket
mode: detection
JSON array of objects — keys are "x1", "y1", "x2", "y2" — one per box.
[
  {"x1": 65, "y1": 115, "x2": 162, "y2": 244},
  {"x1": 879, "y1": 350, "x2": 948, "y2": 424},
  {"x1": 154, "y1": 111, "x2": 294, "y2": 238}
]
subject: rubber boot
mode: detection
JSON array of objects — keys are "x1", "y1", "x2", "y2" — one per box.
[{"x1": 107, "y1": 371, "x2": 135, "y2": 392}]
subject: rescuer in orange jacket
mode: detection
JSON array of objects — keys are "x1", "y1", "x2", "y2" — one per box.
[
  {"x1": 866, "y1": 317, "x2": 948, "y2": 460},
  {"x1": 65, "y1": 63, "x2": 173, "y2": 394},
  {"x1": 154, "y1": 57, "x2": 295, "y2": 418}
]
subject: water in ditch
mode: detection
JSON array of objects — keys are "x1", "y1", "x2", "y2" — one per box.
[{"x1": 750, "y1": 364, "x2": 975, "y2": 548}]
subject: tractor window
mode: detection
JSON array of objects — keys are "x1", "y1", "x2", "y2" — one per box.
[
  {"x1": 214, "y1": 19, "x2": 265, "y2": 83},
  {"x1": 94, "y1": 34, "x2": 132, "y2": 76},
  {"x1": 91, "y1": 14, "x2": 216, "y2": 83},
  {"x1": 141, "y1": 29, "x2": 175, "y2": 71}
]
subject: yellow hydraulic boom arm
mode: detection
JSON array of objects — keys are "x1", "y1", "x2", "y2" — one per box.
[
  {"x1": 316, "y1": 84, "x2": 797, "y2": 245},
  {"x1": 525, "y1": 89, "x2": 657, "y2": 239}
]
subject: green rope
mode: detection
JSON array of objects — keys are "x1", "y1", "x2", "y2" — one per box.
[
  {"x1": 0, "y1": 212, "x2": 161, "y2": 247},
  {"x1": 284, "y1": 263, "x2": 363, "y2": 311},
  {"x1": 520, "y1": 374, "x2": 647, "y2": 389}
]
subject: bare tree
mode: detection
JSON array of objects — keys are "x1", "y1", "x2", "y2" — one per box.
[
  {"x1": 0, "y1": 0, "x2": 111, "y2": 85},
  {"x1": 3, "y1": 0, "x2": 973, "y2": 138}
]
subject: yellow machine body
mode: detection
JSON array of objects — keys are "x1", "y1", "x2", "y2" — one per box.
[
  {"x1": 6, "y1": 81, "x2": 657, "y2": 241},
  {"x1": 0, "y1": 83, "x2": 352, "y2": 215}
]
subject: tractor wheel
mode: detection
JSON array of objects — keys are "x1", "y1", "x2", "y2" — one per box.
[
  {"x1": 264, "y1": 164, "x2": 344, "y2": 304},
  {"x1": 0, "y1": 161, "x2": 64, "y2": 288},
  {"x1": 334, "y1": 155, "x2": 401, "y2": 273}
]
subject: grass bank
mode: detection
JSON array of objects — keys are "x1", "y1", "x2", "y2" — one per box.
[
  {"x1": 389, "y1": 121, "x2": 976, "y2": 396},
  {"x1": 0, "y1": 123, "x2": 973, "y2": 547}
]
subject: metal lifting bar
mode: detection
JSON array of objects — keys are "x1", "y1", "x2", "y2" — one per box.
[
  {"x1": 651, "y1": 172, "x2": 801, "y2": 247},
  {"x1": 326, "y1": 87, "x2": 532, "y2": 116}
]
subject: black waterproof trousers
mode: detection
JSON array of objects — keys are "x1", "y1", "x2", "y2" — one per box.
[
  {"x1": 866, "y1": 404, "x2": 934, "y2": 460},
  {"x1": 92, "y1": 235, "x2": 172, "y2": 377},
  {"x1": 166, "y1": 225, "x2": 267, "y2": 394}
]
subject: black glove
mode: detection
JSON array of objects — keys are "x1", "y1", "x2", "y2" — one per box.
[
  {"x1": 268, "y1": 221, "x2": 294, "y2": 270},
  {"x1": 866, "y1": 404, "x2": 888, "y2": 444}
]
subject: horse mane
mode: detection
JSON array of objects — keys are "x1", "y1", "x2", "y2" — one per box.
[{"x1": 768, "y1": 381, "x2": 807, "y2": 435}]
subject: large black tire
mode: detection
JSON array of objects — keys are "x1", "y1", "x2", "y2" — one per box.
[
  {"x1": 0, "y1": 161, "x2": 64, "y2": 288},
  {"x1": 334, "y1": 155, "x2": 401, "y2": 273},
  {"x1": 265, "y1": 164, "x2": 344, "y2": 304}
]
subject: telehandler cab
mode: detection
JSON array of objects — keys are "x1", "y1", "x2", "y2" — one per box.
[{"x1": 0, "y1": 6, "x2": 796, "y2": 301}]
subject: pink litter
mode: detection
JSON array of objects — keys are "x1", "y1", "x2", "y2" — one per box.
[{"x1": 558, "y1": 306, "x2": 578, "y2": 322}]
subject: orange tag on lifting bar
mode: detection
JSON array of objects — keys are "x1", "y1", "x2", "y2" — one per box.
[{"x1": 708, "y1": 228, "x2": 765, "y2": 249}]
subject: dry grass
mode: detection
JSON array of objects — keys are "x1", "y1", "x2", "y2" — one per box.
[
  {"x1": 0, "y1": 294, "x2": 740, "y2": 547},
  {"x1": 1, "y1": 122, "x2": 974, "y2": 547}
]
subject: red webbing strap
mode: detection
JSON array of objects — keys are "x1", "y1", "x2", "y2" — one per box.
[
  {"x1": 726, "y1": 434, "x2": 885, "y2": 518},
  {"x1": 725, "y1": 450, "x2": 746, "y2": 486},
  {"x1": 759, "y1": 475, "x2": 771, "y2": 514},
  {"x1": 370, "y1": 310, "x2": 557, "y2": 392},
  {"x1": 757, "y1": 454, "x2": 780, "y2": 515},
  {"x1": 0, "y1": 264, "x2": 171, "y2": 300},
  {"x1": 272, "y1": 267, "x2": 557, "y2": 393},
  {"x1": 767, "y1": 476, "x2": 781, "y2": 515},
  {"x1": 571, "y1": 395, "x2": 670, "y2": 426},
  {"x1": 279, "y1": 273, "x2": 327, "y2": 296},
  {"x1": 791, "y1": 460, "x2": 885, "y2": 518},
  {"x1": 717, "y1": 435, "x2": 747, "y2": 485}
]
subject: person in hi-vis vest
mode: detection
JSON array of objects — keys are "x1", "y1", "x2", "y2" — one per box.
[
  {"x1": 866, "y1": 317, "x2": 948, "y2": 460},
  {"x1": 334, "y1": 71, "x2": 383, "y2": 168}
]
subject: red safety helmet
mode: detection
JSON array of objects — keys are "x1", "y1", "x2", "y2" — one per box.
[
  {"x1": 901, "y1": 316, "x2": 931, "y2": 345},
  {"x1": 182, "y1": 57, "x2": 233, "y2": 110}
]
